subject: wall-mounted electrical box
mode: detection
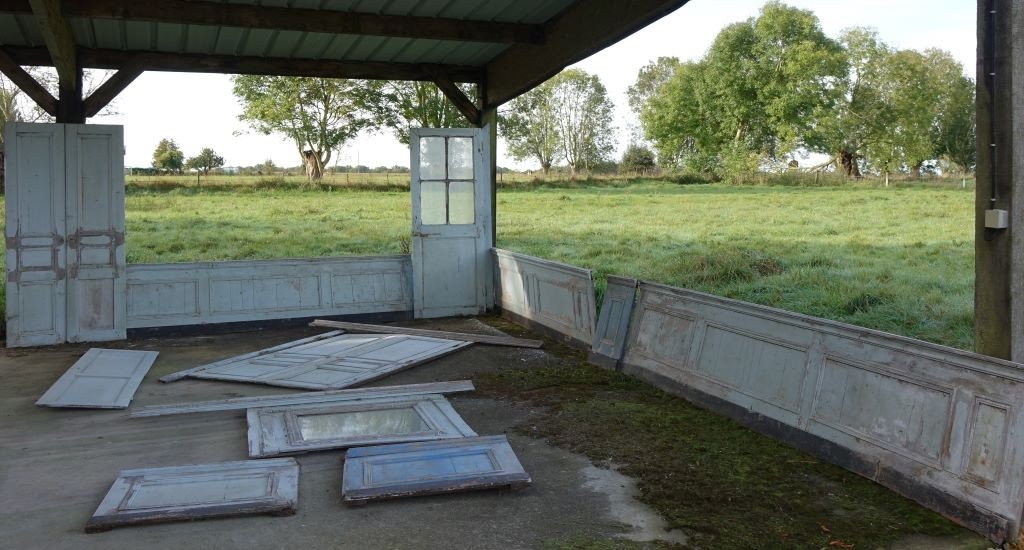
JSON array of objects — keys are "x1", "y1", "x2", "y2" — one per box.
[{"x1": 985, "y1": 209, "x2": 1009, "y2": 229}]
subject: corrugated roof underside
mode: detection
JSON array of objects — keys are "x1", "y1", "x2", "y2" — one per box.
[{"x1": 0, "y1": 0, "x2": 574, "y2": 67}]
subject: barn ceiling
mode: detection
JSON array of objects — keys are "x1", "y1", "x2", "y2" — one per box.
[{"x1": 0, "y1": 0, "x2": 690, "y2": 111}]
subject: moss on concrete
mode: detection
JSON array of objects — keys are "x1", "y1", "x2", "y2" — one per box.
[{"x1": 476, "y1": 334, "x2": 979, "y2": 549}]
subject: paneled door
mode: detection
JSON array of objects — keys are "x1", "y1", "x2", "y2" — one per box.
[
  {"x1": 65, "y1": 124, "x2": 126, "y2": 342},
  {"x1": 410, "y1": 128, "x2": 492, "y2": 318},
  {"x1": 4, "y1": 123, "x2": 67, "y2": 346},
  {"x1": 4, "y1": 122, "x2": 125, "y2": 346}
]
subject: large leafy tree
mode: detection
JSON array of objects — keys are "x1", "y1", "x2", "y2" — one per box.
[
  {"x1": 627, "y1": 56, "x2": 680, "y2": 116},
  {"x1": 501, "y1": 80, "x2": 560, "y2": 174},
  {"x1": 802, "y1": 28, "x2": 892, "y2": 176},
  {"x1": 640, "y1": 61, "x2": 705, "y2": 168},
  {"x1": 503, "y1": 69, "x2": 615, "y2": 175},
  {"x1": 928, "y1": 49, "x2": 976, "y2": 176},
  {"x1": 186, "y1": 147, "x2": 225, "y2": 176},
  {"x1": 551, "y1": 69, "x2": 616, "y2": 174},
  {"x1": 639, "y1": 2, "x2": 846, "y2": 174},
  {"x1": 152, "y1": 138, "x2": 184, "y2": 173},
  {"x1": 374, "y1": 81, "x2": 474, "y2": 144},
  {"x1": 232, "y1": 76, "x2": 376, "y2": 180}
]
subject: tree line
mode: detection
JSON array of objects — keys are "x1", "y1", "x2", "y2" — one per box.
[
  {"x1": 225, "y1": 2, "x2": 974, "y2": 182},
  {"x1": 151, "y1": 139, "x2": 224, "y2": 175},
  {"x1": 632, "y1": 1, "x2": 975, "y2": 180}
]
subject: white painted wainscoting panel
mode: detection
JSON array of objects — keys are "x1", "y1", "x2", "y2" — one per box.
[
  {"x1": 125, "y1": 256, "x2": 412, "y2": 328},
  {"x1": 620, "y1": 282, "x2": 1024, "y2": 541},
  {"x1": 493, "y1": 248, "x2": 596, "y2": 346}
]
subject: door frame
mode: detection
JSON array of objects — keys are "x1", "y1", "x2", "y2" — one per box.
[{"x1": 409, "y1": 127, "x2": 493, "y2": 318}]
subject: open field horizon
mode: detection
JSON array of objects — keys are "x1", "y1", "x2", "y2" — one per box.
[{"x1": 1, "y1": 177, "x2": 976, "y2": 350}]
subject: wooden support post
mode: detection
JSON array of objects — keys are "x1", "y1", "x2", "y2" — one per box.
[
  {"x1": 56, "y1": 65, "x2": 83, "y2": 123},
  {"x1": 28, "y1": 0, "x2": 82, "y2": 122},
  {"x1": 479, "y1": 107, "x2": 497, "y2": 248},
  {"x1": 478, "y1": 79, "x2": 498, "y2": 309},
  {"x1": 975, "y1": 0, "x2": 1024, "y2": 359}
]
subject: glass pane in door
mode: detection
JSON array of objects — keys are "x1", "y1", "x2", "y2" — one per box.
[
  {"x1": 420, "y1": 180, "x2": 446, "y2": 225},
  {"x1": 448, "y1": 181, "x2": 475, "y2": 224},
  {"x1": 419, "y1": 137, "x2": 446, "y2": 180},
  {"x1": 447, "y1": 137, "x2": 474, "y2": 180}
]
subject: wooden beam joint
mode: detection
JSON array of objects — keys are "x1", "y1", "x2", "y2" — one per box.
[
  {"x1": 432, "y1": 74, "x2": 481, "y2": 126},
  {"x1": 83, "y1": 62, "x2": 143, "y2": 118}
]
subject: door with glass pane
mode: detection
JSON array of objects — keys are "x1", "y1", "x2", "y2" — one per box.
[{"x1": 410, "y1": 128, "x2": 492, "y2": 318}]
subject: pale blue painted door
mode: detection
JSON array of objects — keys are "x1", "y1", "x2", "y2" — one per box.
[{"x1": 410, "y1": 128, "x2": 492, "y2": 318}]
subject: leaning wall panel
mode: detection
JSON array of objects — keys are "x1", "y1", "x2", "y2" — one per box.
[
  {"x1": 620, "y1": 282, "x2": 1024, "y2": 541},
  {"x1": 126, "y1": 256, "x2": 412, "y2": 328},
  {"x1": 493, "y1": 248, "x2": 596, "y2": 347}
]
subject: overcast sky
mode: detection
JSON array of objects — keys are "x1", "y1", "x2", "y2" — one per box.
[{"x1": 90, "y1": 0, "x2": 976, "y2": 170}]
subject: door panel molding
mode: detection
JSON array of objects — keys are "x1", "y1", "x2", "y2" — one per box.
[{"x1": 410, "y1": 127, "x2": 492, "y2": 318}]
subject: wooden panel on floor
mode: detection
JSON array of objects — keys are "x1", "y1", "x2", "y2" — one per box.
[
  {"x1": 186, "y1": 333, "x2": 471, "y2": 390},
  {"x1": 130, "y1": 380, "x2": 476, "y2": 418},
  {"x1": 247, "y1": 394, "x2": 477, "y2": 458},
  {"x1": 309, "y1": 319, "x2": 543, "y2": 348},
  {"x1": 85, "y1": 459, "x2": 298, "y2": 533},
  {"x1": 36, "y1": 348, "x2": 158, "y2": 409},
  {"x1": 342, "y1": 435, "x2": 531, "y2": 505}
]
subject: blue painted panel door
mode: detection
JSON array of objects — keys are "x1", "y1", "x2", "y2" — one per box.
[{"x1": 342, "y1": 435, "x2": 531, "y2": 504}]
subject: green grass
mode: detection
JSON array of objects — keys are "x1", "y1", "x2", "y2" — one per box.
[
  {"x1": 1, "y1": 178, "x2": 975, "y2": 349},
  {"x1": 496, "y1": 181, "x2": 974, "y2": 350}
]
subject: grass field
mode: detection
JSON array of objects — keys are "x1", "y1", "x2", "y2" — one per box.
[
  {"x1": 118, "y1": 177, "x2": 974, "y2": 350},
  {"x1": 3, "y1": 177, "x2": 976, "y2": 350}
]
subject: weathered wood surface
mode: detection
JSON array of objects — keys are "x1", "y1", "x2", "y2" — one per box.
[
  {"x1": 247, "y1": 394, "x2": 476, "y2": 458},
  {"x1": 130, "y1": 380, "x2": 476, "y2": 418},
  {"x1": 620, "y1": 281, "x2": 1024, "y2": 541},
  {"x1": 310, "y1": 319, "x2": 542, "y2": 348},
  {"x1": 125, "y1": 255, "x2": 412, "y2": 329},
  {"x1": 493, "y1": 248, "x2": 596, "y2": 347},
  {"x1": 5, "y1": 123, "x2": 67, "y2": 347},
  {"x1": 0, "y1": 48, "x2": 57, "y2": 115},
  {"x1": 85, "y1": 458, "x2": 298, "y2": 533},
  {"x1": 3, "y1": 0, "x2": 546, "y2": 45},
  {"x1": 410, "y1": 128, "x2": 493, "y2": 318},
  {"x1": 342, "y1": 435, "x2": 531, "y2": 505},
  {"x1": 184, "y1": 333, "x2": 470, "y2": 390},
  {"x1": 36, "y1": 348, "x2": 158, "y2": 409},
  {"x1": 5, "y1": 45, "x2": 484, "y2": 84},
  {"x1": 974, "y1": 0, "x2": 1024, "y2": 361},
  {"x1": 159, "y1": 330, "x2": 344, "y2": 383},
  {"x1": 5, "y1": 123, "x2": 126, "y2": 346},
  {"x1": 590, "y1": 276, "x2": 638, "y2": 368},
  {"x1": 65, "y1": 124, "x2": 126, "y2": 343}
]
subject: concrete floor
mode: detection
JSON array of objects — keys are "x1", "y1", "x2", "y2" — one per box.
[{"x1": 0, "y1": 319, "x2": 677, "y2": 550}]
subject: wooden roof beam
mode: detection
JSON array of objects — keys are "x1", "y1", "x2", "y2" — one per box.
[
  {"x1": 2, "y1": 46, "x2": 483, "y2": 83},
  {"x1": 432, "y1": 74, "x2": 481, "y2": 126},
  {"x1": 83, "y1": 62, "x2": 142, "y2": 118},
  {"x1": 484, "y1": 0, "x2": 691, "y2": 108},
  {"x1": 0, "y1": 0, "x2": 545, "y2": 45},
  {"x1": 0, "y1": 47, "x2": 56, "y2": 116}
]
